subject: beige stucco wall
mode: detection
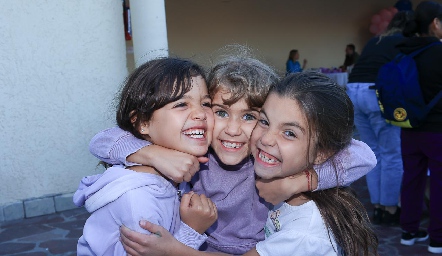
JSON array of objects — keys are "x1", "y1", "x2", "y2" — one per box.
[
  {"x1": 0, "y1": 0, "x2": 128, "y2": 205},
  {"x1": 164, "y1": 0, "x2": 425, "y2": 74}
]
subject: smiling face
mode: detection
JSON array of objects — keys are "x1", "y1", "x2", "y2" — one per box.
[
  {"x1": 142, "y1": 76, "x2": 214, "y2": 156},
  {"x1": 210, "y1": 87, "x2": 260, "y2": 165},
  {"x1": 251, "y1": 92, "x2": 320, "y2": 179}
]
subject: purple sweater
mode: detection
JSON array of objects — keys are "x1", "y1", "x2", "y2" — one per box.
[
  {"x1": 89, "y1": 127, "x2": 376, "y2": 255},
  {"x1": 192, "y1": 151, "x2": 270, "y2": 254},
  {"x1": 73, "y1": 166, "x2": 206, "y2": 255}
]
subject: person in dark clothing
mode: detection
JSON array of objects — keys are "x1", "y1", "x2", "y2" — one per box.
[
  {"x1": 346, "y1": 11, "x2": 413, "y2": 227},
  {"x1": 395, "y1": 0, "x2": 413, "y2": 12},
  {"x1": 396, "y1": 1, "x2": 442, "y2": 254},
  {"x1": 340, "y1": 44, "x2": 359, "y2": 72}
]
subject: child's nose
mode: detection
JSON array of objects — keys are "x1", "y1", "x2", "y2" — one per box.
[
  {"x1": 192, "y1": 106, "x2": 207, "y2": 121},
  {"x1": 260, "y1": 130, "x2": 276, "y2": 147},
  {"x1": 225, "y1": 118, "x2": 241, "y2": 136}
]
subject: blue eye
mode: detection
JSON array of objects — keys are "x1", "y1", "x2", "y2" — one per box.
[
  {"x1": 243, "y1": 113, "x2": 257, "y2": 121},
  {"x1": 215, "y1": 110, "x2": 229, "y2": 118},
  {"x1": 258, "y1": 119, "x2": 269, "y2": 126}
]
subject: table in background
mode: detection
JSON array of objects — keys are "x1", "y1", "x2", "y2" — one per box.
[{"x1": 323, "y1": 72, "x2": 348, "y2": 87}]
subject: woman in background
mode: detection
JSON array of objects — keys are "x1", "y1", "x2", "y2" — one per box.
[{"x1": 286, "y1": 49, "x2": 307, "y2": 74}]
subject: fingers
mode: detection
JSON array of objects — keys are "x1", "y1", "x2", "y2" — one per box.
[
  {"x1": 139, "y1": 220, "x2": 168, "y2": 237},
  {"x1": 120, "y1": 226, "x2": 143, "y2": 256},
  {"x1": 208, "y1": 197, "x2": 218, "y2": 219},
  {"x1": 179, "y1": 156, "x2": 200, "y2": 182},
  {"x1": 120, "y1": 222, "x2": 168, "y2": 256},
  {"x1": 197, "y1": 156, "x2": 209, "y2": 164},
  {"x1": 181, "y1": 192, "x2": 217, "y2": 217},
  {"x1": 180, "y1": 191, "x2": 195, "y2": 210},
  {"x1": 182, "y1": 172, "x2": 193, "y2": 183},
  {"x1": 192, "y1": 194, "x2": 217, "y2": 218}
]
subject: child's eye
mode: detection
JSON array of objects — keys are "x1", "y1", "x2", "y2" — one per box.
[
  {"x1": 215, "y1": 110, "x2": 229, "y2": 118},
  {"x1": 173, "y1": 102, "x2": 187, "y2": 108},
  {"x1": 284, "y1": 131, "x2": 296, "y2": 138},
  {"x1": 258, "y1": 119, "x2": 269, "y2": 126},
  {"x1": 243, "y1": 113, "x2": 257, "y2": 121}
]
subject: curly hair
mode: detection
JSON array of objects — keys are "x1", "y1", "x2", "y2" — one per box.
[{"x1": 208, "y1": 46, "x2": 279, "y2": 109}]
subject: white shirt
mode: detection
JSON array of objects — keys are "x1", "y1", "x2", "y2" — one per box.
[{"x1": 256, "y1": 201, "x2": 339, "y2": 256}]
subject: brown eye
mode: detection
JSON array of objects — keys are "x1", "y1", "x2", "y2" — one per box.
[
  {"x1": 284, "y1": 131, "x2": 296, "y2": 138},
  {"x1": 173, "y1": 102, "x2": 187, "y2": 108}
]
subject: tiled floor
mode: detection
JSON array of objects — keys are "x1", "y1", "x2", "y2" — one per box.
[{"x1": 0, "y1": 178, "x2": 433, "y2": 255}]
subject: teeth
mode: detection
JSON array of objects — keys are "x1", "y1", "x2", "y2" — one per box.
[
  {"x1": 222, "y1": 141, "x2": 243, "y2": 149},
  {"x1": 183, "y1": 129, "x2": 205, "y2": 139},
  {"x1": 259, "y1": 151, "x2": 277, "y2": 164}
]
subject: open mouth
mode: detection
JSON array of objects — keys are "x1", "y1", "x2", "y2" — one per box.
[
  {"x1": 221, "y1": 140, "x2": 244, "y2": 149},
  {"x1": 258, "y1": 149, "x2": 279, "y2": 164},
  {"x1": 182, "y1": 129, "x2": 206, "y2": 139}
]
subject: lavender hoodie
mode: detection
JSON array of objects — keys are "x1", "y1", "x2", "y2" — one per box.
[
  {"x1": 89, "y1": 127, "x2": 376, "y2": 255},
  {"x1": 73, "y1": 166, "x2": 206, "y2": 256}
]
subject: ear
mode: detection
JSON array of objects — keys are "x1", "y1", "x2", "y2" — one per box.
[
  {"x1": 139, "y1": 121, "x2": 150, "y2": 135},
  {"x1": 436, "y1": 18, "x2": 441, "y2": 29},
  {"x1": 432, "y1": 18, "x2": 441, "y2": 30}
]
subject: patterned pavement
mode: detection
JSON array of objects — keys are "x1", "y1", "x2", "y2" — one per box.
[{"x1": 0, "y1": 178, "x2": 433, "y2": 255}]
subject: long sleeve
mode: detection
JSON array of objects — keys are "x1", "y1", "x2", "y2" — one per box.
[
  {"x1": 89, "y1": 127, "x2": 151, "y2": 166},
  {"x1": 174, "y1": 221, "x2": 208, "y2": 250},
  {"x1": 286, "y1": 60, "x2": 302, "y2": 73},
  {"x1": 314, "y1": 139, "x2": 376, "y2": 191}
]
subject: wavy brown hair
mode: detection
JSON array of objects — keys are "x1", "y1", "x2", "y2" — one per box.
[{"x1": 273, "y1": 71, "x2": 379, "y2": 256}]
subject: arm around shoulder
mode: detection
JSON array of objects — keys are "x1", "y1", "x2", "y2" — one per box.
[
  {"x1": 89, "y1": 126, "x2": 151, "y2": 165},
  {"x1": 314, "y1": 139, "x2": 376, "y2": 191}
]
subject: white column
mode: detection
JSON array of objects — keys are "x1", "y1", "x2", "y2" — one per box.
[{"x1": 130, "y1": 0, "x2": 169, "y2": 67}]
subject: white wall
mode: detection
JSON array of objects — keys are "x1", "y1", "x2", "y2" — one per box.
[{"x1": 0, "y1": 0, "x2": 128, "y2": 204}]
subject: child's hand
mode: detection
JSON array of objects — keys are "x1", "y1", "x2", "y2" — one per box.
[
  {"x1": 120, "y1": 221, "x2": 183, "y2": 256},
  {"x1": 179, "y1": 192, "x2": 218, "y2": 234},
  {"x1": 256, "y1": 170, "x2": 318, "y2": 205},
  {"x1": 128, "y1": 144, "x2": 208, "y2": 183}
]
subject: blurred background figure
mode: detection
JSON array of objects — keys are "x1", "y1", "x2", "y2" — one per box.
[
  {"x1": 346, "y1": 11, "x2": 413, "y2": 226},
  {"x1": 286, "y1": 49, "x2": 307, "y2": 74},
  {"x1": 394, "y1": 0, "x2": 413, "y2": 12},
  {"x1": 340, "y1": 43, "x2": 359, "y2": 72},
  {"x1": 397, "y1": 1, "x2": 442, "y2": 253}
]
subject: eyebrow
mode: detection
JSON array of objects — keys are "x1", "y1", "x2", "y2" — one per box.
[
  {"x1": 283, "y1": 122, "x2": 306, "y2": 134},
  {"x1": 182, "y1": 94, "x2": 211, "y2": 100},
  {"x1": 212, "y1": 103, "x2": 228, "y2": 109},
  {"x1": 260, "y1": 109, "x2": 306, "y2": 133},
  {"x1": 212, "y1": 104, "x2": 260, "y2": 112}
]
